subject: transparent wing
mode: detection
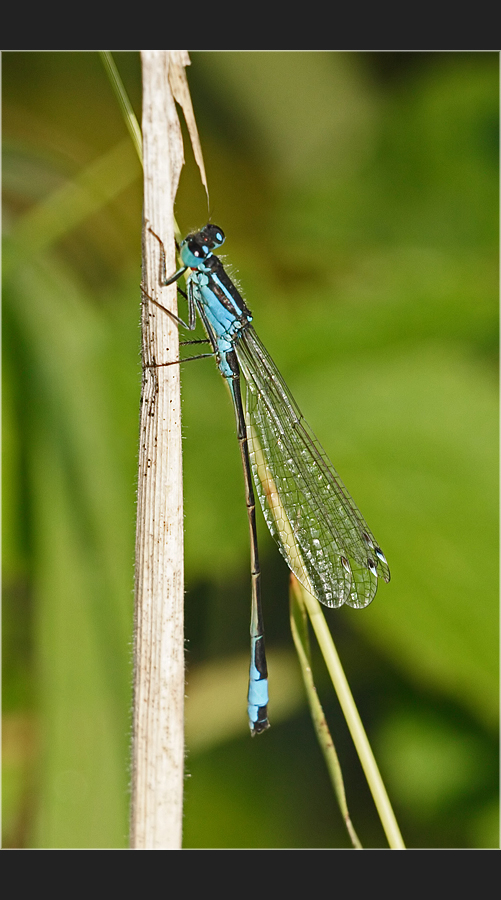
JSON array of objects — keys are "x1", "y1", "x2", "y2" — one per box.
[{"x1": 235, "y1": 326, "x2": 390, "y2": 609}]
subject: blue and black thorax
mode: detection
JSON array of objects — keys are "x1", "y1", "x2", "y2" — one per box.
[{"x1": 180, "y1": 226, "x2": 253, "y2": 370}]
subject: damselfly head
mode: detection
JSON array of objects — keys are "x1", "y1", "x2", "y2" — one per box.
[
  {"x1": 180, "y1": 224, "x2": 226, "y2": 269},
  {"x1": 200, "y1": 223, "x2": 225, "y2": 249}
]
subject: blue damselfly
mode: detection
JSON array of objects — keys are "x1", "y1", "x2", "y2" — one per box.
[{"x1": 146, "y1": 224, "x2": 390, "y2": 735}]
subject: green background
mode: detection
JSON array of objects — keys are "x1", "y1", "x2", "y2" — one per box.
[{"x1": 2, "y1": 50, "x2": 498, "y2": 849}]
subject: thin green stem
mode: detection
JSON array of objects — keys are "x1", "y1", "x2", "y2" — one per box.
[
  {"x1": 100, "y1": 51, "x2": 143, "y2": 165},
  {"x1": 294, "y1": 576, "x2": 406, "y2": 850},
  {"x1": 290, "y1": 582, "x2": 362, "y2": 849}
]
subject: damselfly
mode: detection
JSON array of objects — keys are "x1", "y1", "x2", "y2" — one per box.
[{"x1": 147, "y1": 224, "x2": 390, "y2": 735}]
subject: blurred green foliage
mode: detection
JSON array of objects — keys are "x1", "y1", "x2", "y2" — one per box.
[{"x1": 2, "y1": 51, "x2": 498, "y2": 849}]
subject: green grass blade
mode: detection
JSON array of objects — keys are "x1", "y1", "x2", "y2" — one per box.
[
  {"x1": 294, "y1": 576, "x2": 406, "y2": 849},
  {"x1": 289, "y1": 579, "x2": 362, "y2": 849},
  {"x1": 100, "y1": 51, "x2": 143, "y2": 165}
]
